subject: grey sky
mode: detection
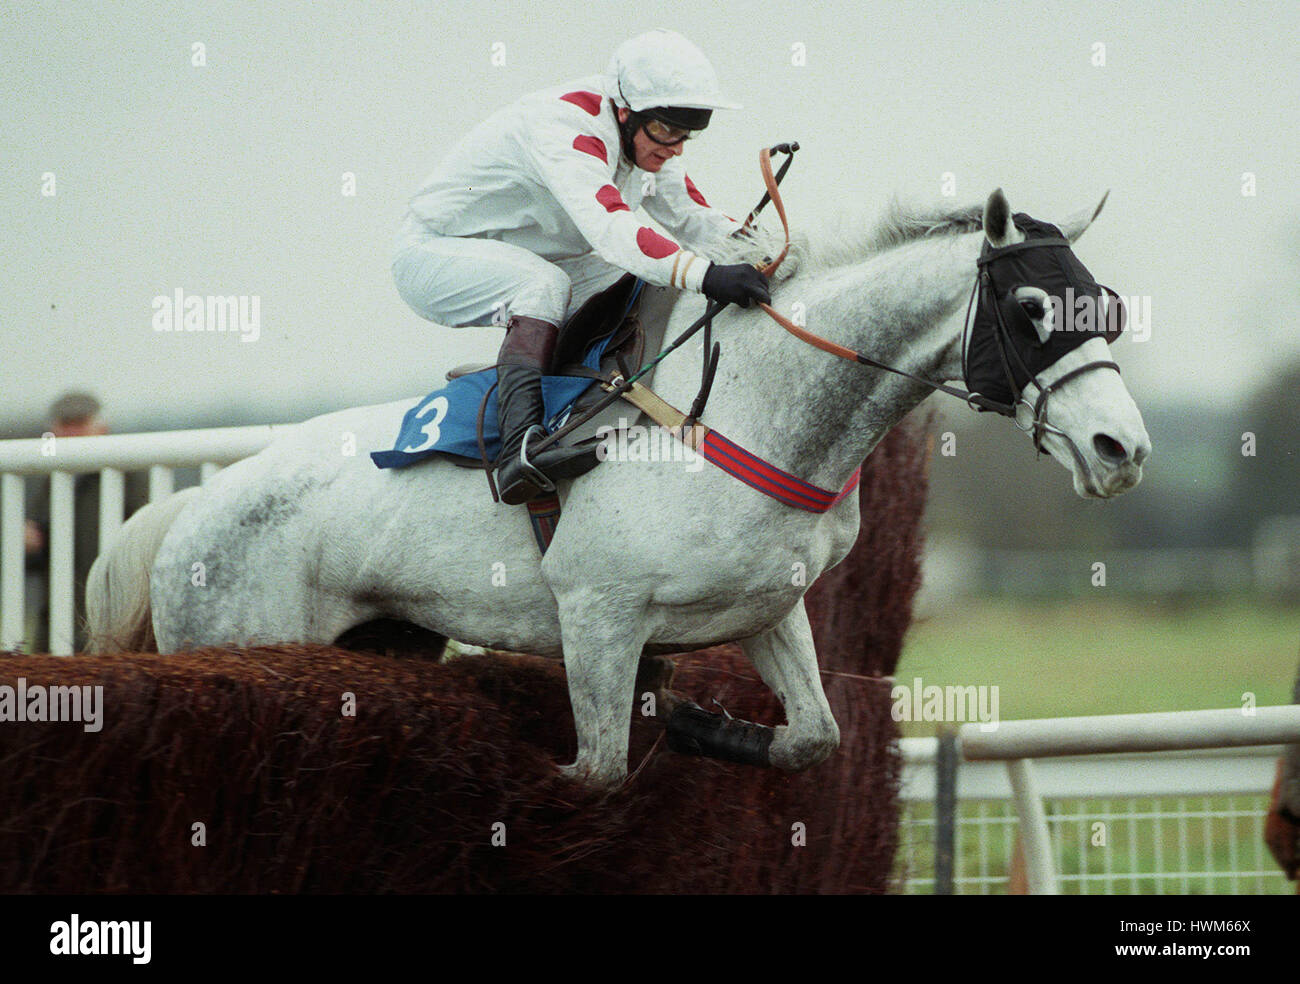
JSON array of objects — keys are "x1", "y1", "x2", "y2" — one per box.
[{"x1": 4, "y1": 0, "x2": 1298, "y2": 433}]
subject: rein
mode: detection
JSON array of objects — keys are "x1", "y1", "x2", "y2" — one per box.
[
  {"x1": 751, "y1": 147, "x2": 1006, "y2": 411},
  {"x1": 524, "y1": 143, "x2": 803, "y2": 459},
  {"x1": 750, "y1": 157, "x2": 1121, "y2": 456},
  {"x1": 506, "y1": 147, "x2": 1125, "y2": 549}
]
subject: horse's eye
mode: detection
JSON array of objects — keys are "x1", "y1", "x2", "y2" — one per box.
[{"x1": 1020, "y1": 299, "x2": 1045, "y2": 319}]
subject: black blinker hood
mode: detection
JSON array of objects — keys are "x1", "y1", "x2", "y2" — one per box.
[{"x1": 964, "y1": 213, "x2": 1123, "y2": 409}]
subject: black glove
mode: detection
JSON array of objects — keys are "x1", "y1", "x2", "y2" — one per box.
[{"x1": 701, "y1": 262, "x2": 771, "y2": 308}]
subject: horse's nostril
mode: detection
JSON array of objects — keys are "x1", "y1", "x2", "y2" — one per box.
[{"x1": 1093, "y1": 433, "x2": 1127, "y2": 464}]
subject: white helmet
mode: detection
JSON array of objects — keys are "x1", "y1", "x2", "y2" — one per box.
[{"x1": 606, "y1": 29, "x2": 742, "y2": 113}]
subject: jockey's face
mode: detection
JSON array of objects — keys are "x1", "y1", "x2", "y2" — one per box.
[{"x1": 617, "y1": 107, "x2": 685, "y2": 172}]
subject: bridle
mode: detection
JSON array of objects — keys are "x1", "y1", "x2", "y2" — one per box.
[
  {"x1": 751, "y1": 154, "x2": 1126, "y2": 463},
  {"x1": 962, "y1": 237, "x2": 1126, "y2": 459},
  {"x1": 523, "y1": 149, "x2": 1127, "y2": 477}
]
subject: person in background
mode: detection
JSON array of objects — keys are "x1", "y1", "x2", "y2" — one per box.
[
  {"x1": 1265, "y1": 656, "x2": 1300, "y2": 887},
  {"x1": 25, "y1": 392, "x2": 147, "y2": 652}
]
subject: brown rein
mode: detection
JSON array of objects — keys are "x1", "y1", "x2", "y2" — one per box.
[
  {"x1": 748, "y1": 148, "x2": 865, "y2": 364},
  {"x1": 742, "y1": 149, "x2": 1021, "y2": 418}
]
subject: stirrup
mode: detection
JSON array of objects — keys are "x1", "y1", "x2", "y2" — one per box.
[{"x1": 517, "y1": 425, "x2": 556, "y2": 494}]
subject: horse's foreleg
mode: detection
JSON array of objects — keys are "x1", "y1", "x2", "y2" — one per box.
[
  {"x1": 740, "y1": 597, "x2": 840, "y2": 771},
  {"x1": 555, "y1": 597, "x2": 649, "y2": 789}
]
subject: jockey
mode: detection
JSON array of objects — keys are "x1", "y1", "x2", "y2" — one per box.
[{"x1": 392, "y1": 29, "x2": 771, "y2": 504}]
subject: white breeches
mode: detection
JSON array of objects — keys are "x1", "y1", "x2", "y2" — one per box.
[{"x1": 393, "y1": 228, "x2": 626, "y2": 328}]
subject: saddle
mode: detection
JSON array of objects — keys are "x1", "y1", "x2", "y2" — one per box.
[{"x1": 443, "y1": 274, "x2": 679, "y2": 460}]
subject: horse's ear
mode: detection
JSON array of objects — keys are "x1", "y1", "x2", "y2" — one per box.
[
  {"x1": 983, "y1": 188, "x2": 1017, "y2": 247},
  {"x1": 1058, "y1": 190, "x2": 1110, "y2": 243}
]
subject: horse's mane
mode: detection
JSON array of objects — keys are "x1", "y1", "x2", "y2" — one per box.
[
  {"x1": 794, "y1": 197, "x2": 985, "y2": 271},
  {"x1": 705, "y1": 197, "x2": 985, "y2": 281}
]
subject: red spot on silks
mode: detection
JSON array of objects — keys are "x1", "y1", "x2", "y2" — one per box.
[
  {"x1": 559, "y1": 90, "x2": 602, "y2": 116},
  {"x1": 684, "y1": 174, "x2": 709, "y2": 207},
  {"x1": 572, "y1": 134, "x2": 608, "y2": 164},
  {"x1": 636, "y1": 226, "x2": 680, "y2": 259},
  {"x1": 596, "y1": 185, "x2": 630, "y2": 213}
]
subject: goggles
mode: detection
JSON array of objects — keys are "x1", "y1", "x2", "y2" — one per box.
[{"x1": 641, "y1": 117, "x2": 700, "y2": 146}]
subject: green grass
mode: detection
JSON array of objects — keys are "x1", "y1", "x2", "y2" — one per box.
[
  {"x1": 896, "y1": 594, "x2": 1300, "y2": 737},
  {"x1": 892, "y1": 595, "x2": 1300, "y2": 894}
]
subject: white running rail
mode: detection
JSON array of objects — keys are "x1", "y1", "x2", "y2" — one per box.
[
  {"x1": 0, "y1": 425, "x2": 284, "y2": 655},
  {"x1": 900, "y1": 705, "x2": 1300, "y2": 893}
]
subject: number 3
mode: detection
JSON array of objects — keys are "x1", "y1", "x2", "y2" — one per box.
[{"x1": 405, "y1": 395, "x2": 450, "y2": 452}]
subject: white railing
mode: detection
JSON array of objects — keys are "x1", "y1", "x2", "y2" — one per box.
[
  {"x1": 898, "y1": 705, "x2": 1300, "y2": 894},
  {"x1": 0, "y1": 425, "x2": 284, "y2": 655}
]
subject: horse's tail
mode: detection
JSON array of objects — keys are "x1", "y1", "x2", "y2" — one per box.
[{"x1": 85, "y1": 486, "x2": 201, "y2": 654}]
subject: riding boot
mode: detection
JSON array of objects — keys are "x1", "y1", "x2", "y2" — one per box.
[{"x1": 495, "y1": 315, "x2": 600, "y2": 505}]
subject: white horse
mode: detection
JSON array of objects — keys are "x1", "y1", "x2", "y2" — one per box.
[{"x1": 88, "y1": 189, "x2": 1151, "y2": 788}]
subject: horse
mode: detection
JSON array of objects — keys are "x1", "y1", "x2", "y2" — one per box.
[{"x1": 87, "y1": 188, "x2": 1151, "y2": 788}]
